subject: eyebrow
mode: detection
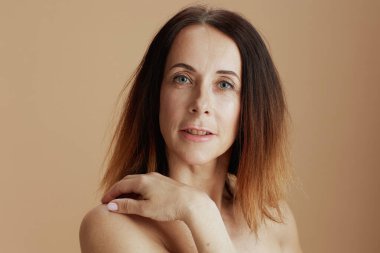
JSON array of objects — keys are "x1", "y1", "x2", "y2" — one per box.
[{"x1": 169, "y1": 63, "x2": 241, "y2": 81}]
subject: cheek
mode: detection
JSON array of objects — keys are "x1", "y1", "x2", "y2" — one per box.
[
  {"x1": 216, "y1": 96, "x2": 240, "y2": 133},
  {"x1": 159, "y1": 88, "x2": 185, "y2": 134}
]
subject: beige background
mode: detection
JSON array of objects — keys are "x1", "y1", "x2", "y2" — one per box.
[{"x1": 1, "y1": 0, "x2": 379, "y2": 252}]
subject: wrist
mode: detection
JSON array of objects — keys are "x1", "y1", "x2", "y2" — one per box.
[
  {"x1": 180, "y1": 191, "x2": 237, "y2": 253},
  {"x1": 182, "y1": 191, "x2": 218, "y2": 224}
]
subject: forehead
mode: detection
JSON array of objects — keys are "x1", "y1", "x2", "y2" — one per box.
[{"x1": 165, "y1": 24, "x2": 242, "y2": 75}]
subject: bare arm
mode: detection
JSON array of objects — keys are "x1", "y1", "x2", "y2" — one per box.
[
  {"x1": 181, "y1": 192, "x2": 236, "y2": 253},
  {"x1": 79, "y1": 205, "x2": 167, "y2": 253},
  {"x1": 100, "y1": 172, "x2": 237, "y2": 253}
]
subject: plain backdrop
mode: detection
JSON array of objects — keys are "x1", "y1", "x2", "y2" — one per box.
[{"x1": 1, "y1": 0, "x2": 379, "y2": 252}]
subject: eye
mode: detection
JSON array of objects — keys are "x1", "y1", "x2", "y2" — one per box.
[
  {"x1": 218, "y1": 81, "x2": 234, "y2": 90},
  {"x1": 173, "y1": 75, "x2": 191, "y2": 85}
]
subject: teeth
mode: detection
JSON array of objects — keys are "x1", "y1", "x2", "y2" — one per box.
[{"x1": 186, "y1": 129, "x2": 209, "y2": 135}]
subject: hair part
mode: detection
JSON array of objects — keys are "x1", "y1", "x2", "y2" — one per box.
[{"x1": 100, "y1": 5, "x2": 292, "y2": 234}]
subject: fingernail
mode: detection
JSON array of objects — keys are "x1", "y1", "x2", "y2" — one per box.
[{"x1": 107, "y1": 202, "x2": 118, "y2": 211}]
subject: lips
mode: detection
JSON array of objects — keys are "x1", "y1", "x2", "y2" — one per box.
[
  {"x1": 184, "y1": 129, "x2": 212, "y2": 136},
  {"x1": 179, "y1": 126, "x2": 215, "y2": 143},
  {"x1": 180, "y1": 125, "x2": 215, "y2": 135}
]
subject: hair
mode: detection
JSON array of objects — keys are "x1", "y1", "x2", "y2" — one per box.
[{"x1": 100, "y1": 5, "x2": 292, "y2": 234}]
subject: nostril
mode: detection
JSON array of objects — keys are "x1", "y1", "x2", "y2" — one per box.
[{"x1": 189, "y1": 106, "x2": 209, "y2": 114}]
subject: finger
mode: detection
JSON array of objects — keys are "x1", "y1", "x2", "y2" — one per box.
[
  {"x1": 106, "y1": 199, "x2": 143, "y2": 215},
  {"x1": 101, "y1": 177, "x2": 144, "y2": 204},
  {"x1": 101, "y1": 180, "x2": 135, "y2": 204}
]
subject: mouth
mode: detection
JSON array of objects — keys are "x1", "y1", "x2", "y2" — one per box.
[
  {"x1": 179, "y1": 127, "x2": 215, "y2": 142},
  {"x1": 182, "y1": 129, "x2": 213, "y2": 136}
]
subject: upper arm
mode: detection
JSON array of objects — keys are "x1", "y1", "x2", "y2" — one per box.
[
  {"x1": 276, "y1": 201, "x2": 303, "y2": 253},
  {"x1": 79, "y1": 204, "x2": 164, "y2": 253}
]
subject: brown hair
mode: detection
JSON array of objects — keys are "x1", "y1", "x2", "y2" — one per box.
[{"x1": 100, "y1": 5, "x2": 291, "y2": 233}]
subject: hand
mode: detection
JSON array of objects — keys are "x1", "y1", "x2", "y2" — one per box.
[
  {"x1": 101, "y1": 172, "x2": 237, "y2": 253},
  {"x1": 101, "y1": 172, "x2": 208, "y2": 222}
]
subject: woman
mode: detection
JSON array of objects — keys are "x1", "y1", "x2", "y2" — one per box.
[{"x1": 80, "y1": 5, "x2": 302, "y2": 253}]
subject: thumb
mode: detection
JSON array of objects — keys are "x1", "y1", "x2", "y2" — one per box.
[{"x1": 106, "y1": 199, "x2": 141, "y2": 214}]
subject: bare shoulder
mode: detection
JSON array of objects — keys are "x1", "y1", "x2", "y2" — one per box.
[
  {"x1": 269, "y1": 201, "x2": 303, "y2": 253},
  {"x1": 79, "y1": 204, "x2": 167, "y2": 253}
]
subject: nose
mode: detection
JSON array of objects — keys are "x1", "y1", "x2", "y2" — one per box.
[{"x1": 188, "y1": 85, "x2": 211, "y2": 115}]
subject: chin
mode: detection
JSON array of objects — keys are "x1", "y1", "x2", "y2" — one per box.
[{"x1": 173, "y1": 149, "x2": 222, "y2": 167}]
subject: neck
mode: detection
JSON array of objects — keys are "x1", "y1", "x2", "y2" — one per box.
[{"x1": 167, "y1": 153, "x2": 230, "y2": 209}]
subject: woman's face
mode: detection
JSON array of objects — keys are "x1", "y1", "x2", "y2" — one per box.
[{"x1": 159, "y1": 24, "x2": 242, "y2": 166}]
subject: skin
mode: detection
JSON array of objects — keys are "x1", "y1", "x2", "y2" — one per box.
[
  {"x1": 159, "y1": 23, "x2": 241, "y2": 206},
  {"x1": 80, "y1": 25, "x2": 303, "y2": 253}
]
